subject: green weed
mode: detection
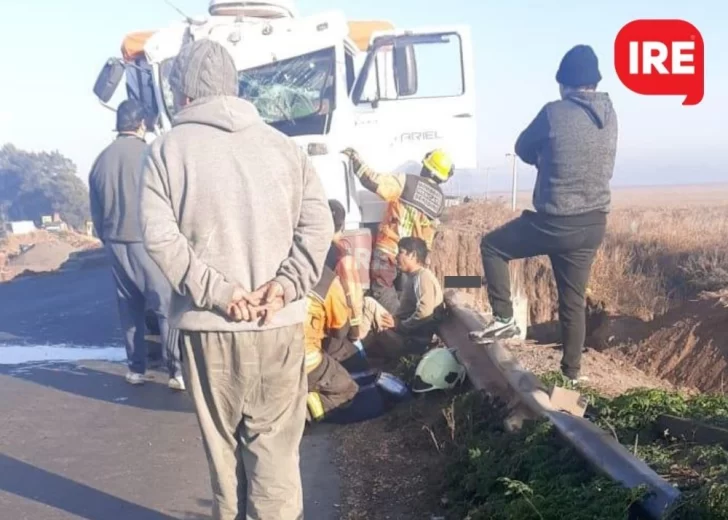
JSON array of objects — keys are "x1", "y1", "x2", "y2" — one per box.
[{"x1": 438, "y1": 372, "x2": 728, "y2": 519}]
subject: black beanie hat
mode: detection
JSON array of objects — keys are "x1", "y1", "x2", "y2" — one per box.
[{"x1": 555, "y1": 45, "x2": 602, "y2": 88}]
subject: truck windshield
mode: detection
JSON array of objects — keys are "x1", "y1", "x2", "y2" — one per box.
[{"x1": 159, "y1": 46, "x2": 336, "y2": 137}]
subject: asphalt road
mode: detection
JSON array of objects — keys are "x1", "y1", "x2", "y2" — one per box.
[
  {"x1": 0, "y1": 266, "x2": 122, "y2": 346},
  {"x1": 0, "y1": 266, "x2": 342, "y2": 519}
]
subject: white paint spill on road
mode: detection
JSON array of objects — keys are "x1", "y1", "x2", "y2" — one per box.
[{"x1": 0, "y1": 345, "x2": 126, "y2": 365}]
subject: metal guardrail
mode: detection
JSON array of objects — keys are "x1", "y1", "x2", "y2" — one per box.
[{"x1": 437, "y1": 290, "x2": 681, "y2": 520}]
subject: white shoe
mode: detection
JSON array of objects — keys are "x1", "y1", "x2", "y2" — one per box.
[
  {"x1": 125, "y1": 371, "x2": 145, "y2": 385},
  {"x1": 168, "y1": 375, "x2": 186, "y2": 391},
  {"x1": 468, "y1": 316, "x2": 519, "y2": 343},
  {"x1": 569, "y1": 375, "x2": 589, "y2": 386}
]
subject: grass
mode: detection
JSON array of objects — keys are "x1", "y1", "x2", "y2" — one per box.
[
  {"x1": 440, "y1": 389, "x2": 645, "y2": 520},
  {"x1": 435, "y1": 372, "x2": 728, "y2": 520},
  {"x1": 434, "y1": 201, "x2": 728, "y2": 323}
]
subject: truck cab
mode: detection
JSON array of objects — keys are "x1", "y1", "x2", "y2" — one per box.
[{"x1": 92, "y1": 0, "x2": 476, "y2": 282}]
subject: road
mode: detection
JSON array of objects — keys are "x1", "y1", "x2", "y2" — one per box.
[{"x1": 0, "y1": 266, "x2": 341, "y2": 519}]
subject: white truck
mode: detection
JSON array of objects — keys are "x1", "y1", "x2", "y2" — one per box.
[{"x1": 92, "y1": 0, "x2": 477, "y2": 284}]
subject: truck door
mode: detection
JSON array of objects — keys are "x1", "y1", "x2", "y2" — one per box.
[{"x1": 349, "y1": 26, "x2": 476, "y2": 223}]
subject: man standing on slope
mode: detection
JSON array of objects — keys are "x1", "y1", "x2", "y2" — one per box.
[
  {"x1": 341, "y1": 147, "x2": 454, "y2": 315},
  {"x1": 88, "y1": 99, "x2": 183, "y2": 390},
  {"x1": 473, "y1": 44, "x2": 618, "y2": 383},
  {"x1": 139, "y1": 40, "x2": 333, "y2": 520}
]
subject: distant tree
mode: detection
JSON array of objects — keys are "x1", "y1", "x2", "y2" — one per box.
[{"x1": 0, "y1": 144, "x2": 89, "y2": 230}]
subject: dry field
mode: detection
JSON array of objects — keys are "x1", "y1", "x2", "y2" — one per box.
[{"x1": 487, "y1": 182, "x2": 728, "y2": 210}]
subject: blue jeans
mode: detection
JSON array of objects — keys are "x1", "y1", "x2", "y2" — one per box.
[{"x1": 107, "y1": 242, "x2": 180, "y2": 377}]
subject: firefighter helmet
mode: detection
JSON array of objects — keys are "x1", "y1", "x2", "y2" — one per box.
[
  {"x1": 412, "y1": 347, "x2": 466, "y2": 393},
  {"x1": 422, "y1": 149, "x2": 455, "y2": 182}
]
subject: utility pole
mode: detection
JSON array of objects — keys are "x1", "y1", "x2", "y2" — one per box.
[{"x1": 505, "y1": 153, "x2": 518, "y2": 211}]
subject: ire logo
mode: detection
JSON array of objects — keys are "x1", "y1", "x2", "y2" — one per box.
[{"x1": 614, "y1": 19, "x2": 704, "y2": 105}]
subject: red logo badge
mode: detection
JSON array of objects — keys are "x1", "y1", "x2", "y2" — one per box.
[{"x1": 614, "y1": 19, "x2": 704, "y2": 105}]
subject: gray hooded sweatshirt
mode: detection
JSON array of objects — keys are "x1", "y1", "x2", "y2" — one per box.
[
  {"x1": 139, "y1": 95, "x2": 334, "y2": 331},
  {"x1": 515, "y1": 91, "x2": 618, "y2": 217}
]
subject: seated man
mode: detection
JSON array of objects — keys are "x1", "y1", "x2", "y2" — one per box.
[
  {"x1": 305, "y1": 266, "x2": 388, "y2": 424},
  {"x1": 364, "y1": 237, "x2": 445, "y2": 360}
]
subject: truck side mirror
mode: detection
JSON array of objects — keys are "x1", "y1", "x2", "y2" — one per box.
[
  {"x1": 93, "y1": 59, "x2": 126, "y2": 103},
  {"x1": 393, "y1": 43, "x2": 417, "y2": 97}
]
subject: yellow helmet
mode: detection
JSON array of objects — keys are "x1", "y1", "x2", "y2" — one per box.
[{"x1": 422, "y1": 149, "x2": 454, "y2": 183}]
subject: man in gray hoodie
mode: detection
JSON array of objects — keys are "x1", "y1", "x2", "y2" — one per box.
[
  {"x1": 473, "y1": 45, "x2": 618, "y2": 382},
  {"x1": 139, "y1": 39, "x2": 333, "y2": 520},
  {"x1": 88, "y1": 99, "x2": 183, "y2": 390}
]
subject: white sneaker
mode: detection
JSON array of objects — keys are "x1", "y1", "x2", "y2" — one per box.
[
  {"x1": 168, "y1": 375, "x2": 186, "y2": 391},
  {"x1": 125, "y1": 371, "x2": 145, "y2": 385},
  {"x1": 569, "y1": 375, "x2": 589, "y2": 386},
  {"x1": 469, "y1": 316, "x2": 520, "y2": 343}
]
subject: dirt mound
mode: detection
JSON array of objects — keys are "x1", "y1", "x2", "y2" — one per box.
[
  {"x1": 0, "y1": 231, "x2": 101, "y2": 281},
  {"x1": 510, "y1": 340, "x2": 680, "y2": 397},
  {"x1": 8, "y1": 241, "x2": 75, "y2": 269},
  {"x1": 620, "y1": 296, "x2": 728, "y2": 393}
]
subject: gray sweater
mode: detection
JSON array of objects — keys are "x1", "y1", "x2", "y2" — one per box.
[
  {"x1": 515, "y1": 91, "x2": 618, "y2": 216},
  {"x1": 139, "y1": 96, "x2": 334, "y2": 331},
  {"x1": 396, "y1": 267, "x2": 443, "y2": 333},
  {"x1": 88, "y1": 135, "x2": 148, "y2": 242}
]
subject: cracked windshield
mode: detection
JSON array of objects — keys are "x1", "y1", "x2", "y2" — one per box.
[{"x1": 161, "y1": 46, "x2": 334, "y2": 124}]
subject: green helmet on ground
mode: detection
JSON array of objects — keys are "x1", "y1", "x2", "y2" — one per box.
[{"x1": 412, "y1": 347, "x2": 466, "y2": 393}]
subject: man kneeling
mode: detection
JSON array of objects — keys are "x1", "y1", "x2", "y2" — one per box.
[{"x1": 305, "y1": 266, "x2": 396, "y2": 423}]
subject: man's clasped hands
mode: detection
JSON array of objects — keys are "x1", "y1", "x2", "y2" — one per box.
[{"x1": 226, "y1": 280, "x2": 286, "y2": 326}]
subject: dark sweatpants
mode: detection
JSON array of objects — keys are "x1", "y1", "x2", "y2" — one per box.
[
  {"x1": 107, "y1": 241, "x2": 180, "y2": 377},
  {"x1": 480, "y1": 210, "x2": 606, "y2": 379},
  {"x1": 308, "y1": 353, "x2": 360, "y2": 416},
  {"x1": 307, "y1": 352, "x2": 389, "y2": 424}
]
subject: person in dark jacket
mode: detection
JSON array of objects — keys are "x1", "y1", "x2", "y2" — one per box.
[
  {"x1": 473, "y1": 44, "x2": 618, "y2": 382},
  {"x1": 88, "y1": 100, "x2": 183, "y2": 390}
]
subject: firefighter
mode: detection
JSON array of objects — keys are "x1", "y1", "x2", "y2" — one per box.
[
  {"x1": 326, "y1": 199, "x2": 365, "y2": 341},
  {"x1": 305, "y1": 265, "x2": 374, "y2": 422},
  {"x1": 341, "y1": 147, "x2": 454, "y2": 315},
  {"x1": 305, "y1": 265, "x2": 406, "y2": 424}
]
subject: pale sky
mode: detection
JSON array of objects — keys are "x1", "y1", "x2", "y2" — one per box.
[{"x1": 0, "y1": 0, "x2": 724, "y2": 192}]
